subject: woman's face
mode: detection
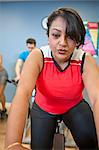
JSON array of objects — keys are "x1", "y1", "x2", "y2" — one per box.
[{"x1": 48, "y1": 16, "x2": 77, "y2": 63}]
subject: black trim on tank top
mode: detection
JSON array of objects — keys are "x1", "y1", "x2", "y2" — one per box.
[
  {"x1": 81, "y1": 52, "x2": 86, "y2": 74},
  {"x1": 51, "y1": 51, "x2": 73, "y2": 72},
  {"x1": 40, "y1": 49, "x2": 44, "y2": 70}
]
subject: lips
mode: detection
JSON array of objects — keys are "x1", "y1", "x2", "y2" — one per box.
[{"x1": 58, "y1": 49, "x2": 67, "y2": 54}]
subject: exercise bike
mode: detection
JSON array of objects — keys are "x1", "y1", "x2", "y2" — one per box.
[
  {"x1": 53, "y1": 119, "x2": 65, "y2": 150},
  {"x1": 53, "y1": 119, "x2": 78, "y2": 150}
]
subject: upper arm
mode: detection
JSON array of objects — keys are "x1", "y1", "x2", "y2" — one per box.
[
  {"x1": 15, "y1": 59, "x2": 23, "y2": 69},
  {"x1": 16, "y1": 48, "x2": 43, "y2": 100},
  {"x1": 82, "y1": 54, "x2": 99, "y2": 105}
]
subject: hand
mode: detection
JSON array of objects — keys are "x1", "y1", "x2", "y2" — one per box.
[
  {"x1": 14, "y1": 76, "x2": 20, "y2": 83},
  {"x1": 6, "y1": 144, "x2": 31, "y2": 150}
]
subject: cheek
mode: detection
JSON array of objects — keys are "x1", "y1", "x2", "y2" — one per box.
[
  {"x1": 69, "y1": 42, "x2": 77, "y2": 50},
  {"x1": 48, "y1": 39, "x2": 56, "y2": 52},
  {"x1": 48, "y1": 37, "x2": 57, "y2": 46},
  {"x1": 48, "y1": 38, "x2": 54, "y2": 47},
  {"x1": 48, "y1": 35, "x2": 53, "y2": 42}
]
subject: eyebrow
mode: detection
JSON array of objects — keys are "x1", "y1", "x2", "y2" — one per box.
[{"x1": 52, "y1": 28, "x2": 61, "y2": 32}]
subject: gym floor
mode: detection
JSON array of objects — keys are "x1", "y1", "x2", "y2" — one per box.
[{"x1": 0, "y1": 103, "x2": 78, "y2": 150}]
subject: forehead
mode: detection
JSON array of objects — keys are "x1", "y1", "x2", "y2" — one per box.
[
  {"x1": 27, "y1": 43, "x2": 35, "y2": 48},
  {"x1": 27, "y1": 43, "x2": 34, "y2": 46},
  {"x1": 50, "y1": 16, "x2": 66, "y2": 31}
]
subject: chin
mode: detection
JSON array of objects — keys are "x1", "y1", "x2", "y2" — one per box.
[{"x1": 58, "y1": 55, "x2": 67, "y2": 62}]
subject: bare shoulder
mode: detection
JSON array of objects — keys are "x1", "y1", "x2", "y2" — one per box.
[
  {"x1": 24, "y1": 48, "x2": 43, "y2": 72},
  {"x1": 17, "y1": 48, "x2": 43, "y2": 94},
  {"x1": 28, "y1": 48, "x2": 42, "y2": 60},
  {"x1": 82, "y1": 53, "x2": 99, "y2": 80},
  {"x1": 85, "y1": 53, "x2": 96, "y2": 65},
  {"x1": 83, "y1": 53, "x2": 98, "y2": 72}
]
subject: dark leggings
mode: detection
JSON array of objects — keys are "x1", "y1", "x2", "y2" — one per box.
[{"x1": 31, "y1": 100, "x2": 98, "y2": 150}]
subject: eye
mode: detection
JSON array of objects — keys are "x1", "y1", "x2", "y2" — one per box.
[
  {"x1": 67, "y1": 36, "x2": 71, "y2": 39},
  {"x1": 52, "y1": 33, "x2": 60, "y2": 39},
  {"x1": 66, "y1": 35, "x2": 72, "y2": 40},
  {"x1": 66, "y1": 36, "x2": 74, "y2": 42}
]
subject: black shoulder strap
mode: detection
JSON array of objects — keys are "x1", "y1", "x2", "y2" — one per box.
[{"x1": 81, "y1": 52, "x2": 86, "y2": 74}]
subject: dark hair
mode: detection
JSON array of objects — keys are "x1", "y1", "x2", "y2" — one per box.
[
  {"x1": 47, "y1": 8, "x2": 86, "y2": 48},
  {"x1": 26, "y1": 38, "x2": 36, "y2": 46}
]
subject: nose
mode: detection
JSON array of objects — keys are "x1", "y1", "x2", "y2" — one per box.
[{"x1": 59, "y1": 35, "x2": 67, "y2": 47}]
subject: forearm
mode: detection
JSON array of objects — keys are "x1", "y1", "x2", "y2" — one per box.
[
  {"x1": 5, "y1": 93, "x2": 29, "y2": 147},
  {"x1": 15, "y1": 65, "x2": 21, "y2": 78},
  {"x1": 15, "y1": 60, "x2": 23, "y2": 78}
]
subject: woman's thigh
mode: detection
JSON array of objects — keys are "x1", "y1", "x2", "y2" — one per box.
[
  {"x1": 31, "y1": 102, "x2": 57, "y2": 150},
  {"x1": 62, "y1": 100, "x2": 98, "y2": 149}
]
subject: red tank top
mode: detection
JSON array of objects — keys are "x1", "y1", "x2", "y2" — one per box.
[{"x1": 35, "y1": 45, "x2": 85, "y2": 114}]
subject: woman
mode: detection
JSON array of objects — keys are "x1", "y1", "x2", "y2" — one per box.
[
  {"x1": 0, "y1": 54, "x2": 8, "y2": 118},
  {"x1": 5, "y1": 8, "x2": 99, "y2": 150}
]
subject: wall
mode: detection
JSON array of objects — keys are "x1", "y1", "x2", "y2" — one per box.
[{"x1": 0, "y1": 1, "x2": 99, "y2": 102}]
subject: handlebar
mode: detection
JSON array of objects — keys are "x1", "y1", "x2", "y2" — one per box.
[{"x1": 7, "y1": 79, "x2": 19, "y2": 86}]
